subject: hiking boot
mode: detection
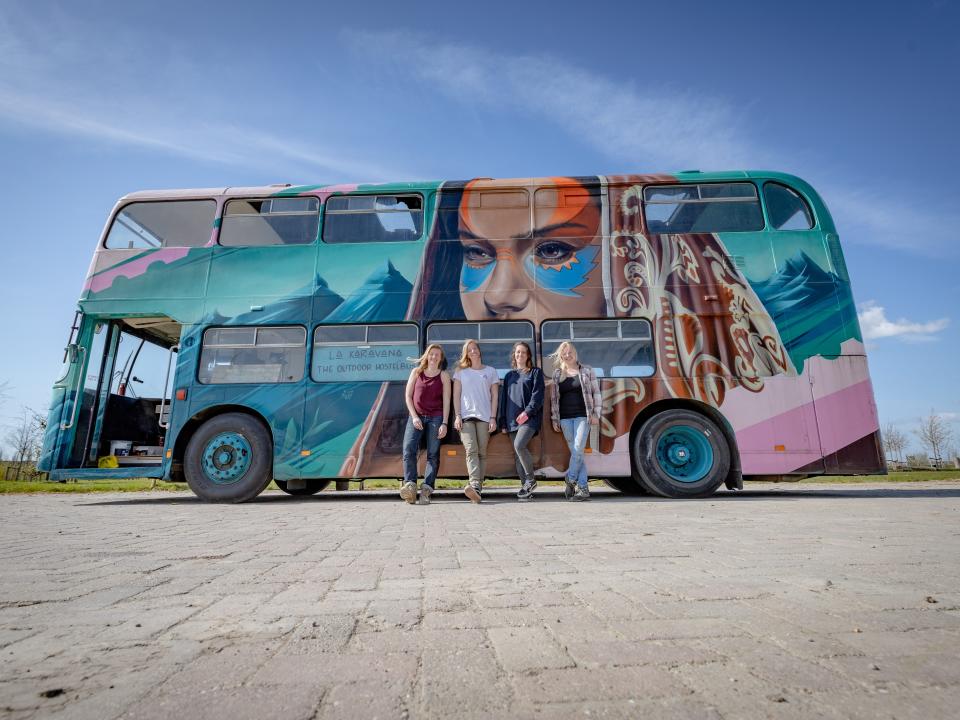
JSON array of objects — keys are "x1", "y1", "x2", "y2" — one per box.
[
  {"x1": 464, "y1": 484, "x2": 482, "y2": 503},
  {"x1": 420, "y1": 484, "x2": 434, "y2": 505},
  {"x1": 516, "y1": 480, "x2": 537, "y2": 501},
  {"x1": 563, "y1": 477, "x2": 576, "y2": 500},
  {"x1": 400, "y1": 482, "x2": 418, "y2": 504},
  {"x1": 570, "y1": 485, "x2": 590, "y2": 502}
]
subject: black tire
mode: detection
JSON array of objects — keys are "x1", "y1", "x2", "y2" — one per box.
[
  {"x1": 184, "y1": 412, "x2": 273, "y2": 503},
  {"x1": 602, "y1": 476, "x2": 648, "y2": 495},
  {"x1": 275, "y1": 479, "x2": 331, "y2": 496},
  {"x1": 632, "y1": 409, "x2": 730, "y2": 498}
]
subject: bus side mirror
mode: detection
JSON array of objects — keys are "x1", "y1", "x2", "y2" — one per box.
[{"x1": 64, "y1": 343, "x2": 79, "y2": 363}]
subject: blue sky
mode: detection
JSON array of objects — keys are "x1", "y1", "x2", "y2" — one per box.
[{"x1": 1, "y1": 0, "x2": 957, "y2": 457}]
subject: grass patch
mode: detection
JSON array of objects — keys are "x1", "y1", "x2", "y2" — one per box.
[
  {"x1": 0, "y1": 478, "x2": 188, "y2": 493},
  {"x1": 800, "y1": 469, "x2": 959, "y2": 484}
]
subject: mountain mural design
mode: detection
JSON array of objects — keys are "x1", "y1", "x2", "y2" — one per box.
[
  {"x1": 297, "y1": 261, "x2": 415, "y2": 474},
  {"x1": 752, "y1": 251, "x2": 860, "y2": 369},
  {"x1": 322, "y1": 260, "x2": 413, "y2": 324}
]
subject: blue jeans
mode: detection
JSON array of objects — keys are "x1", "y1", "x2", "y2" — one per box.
[
  {"x1": 559, "y1": 416, "x2": 590, "y2": 489},
  {"x1": 402, "y1": 415, "x2": 443, "y2": 488}
]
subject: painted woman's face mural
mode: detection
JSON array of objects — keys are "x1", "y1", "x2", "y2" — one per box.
[{"x1": 457, "y1": 178, "x2": 605, "y2": 321}]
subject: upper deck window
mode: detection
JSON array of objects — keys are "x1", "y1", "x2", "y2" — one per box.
[
  {"x1": 220, "y1": 197, "x2": 320, "y2": 246},
  {"x1": 763, "y1": 182, "x2": 815, "y2": 230},
  {"x1": 438, "y1": 189, "x2": 531, "y2": 241},
  {"x1": 105, "y1": 200, "x2": 216, "y2": 249},
  {"x1": 643, "y1": 183, "x2": 763, "y2": 234},
  {"x1": 322, "y1": 194, "x2": 424, "y2": 243}
]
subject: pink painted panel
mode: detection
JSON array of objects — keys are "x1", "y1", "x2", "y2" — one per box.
[{"x1": 84, "y1": 247, "x2": 190, "y2": 293}]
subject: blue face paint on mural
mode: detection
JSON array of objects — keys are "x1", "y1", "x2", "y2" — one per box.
[
  {"x1": 523, "y1": 244, "x2": 599, "y2": 297},
  {"x1": 460, "y1": 243, "x2": 599, "y2": 298},
  {"x1": 460, "y1": 246, "x2": 496, "y2": 292}
]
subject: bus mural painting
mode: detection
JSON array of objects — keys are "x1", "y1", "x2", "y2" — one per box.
[{"x1": 39, "y1": 172, "x2": 885, "y2": 502}]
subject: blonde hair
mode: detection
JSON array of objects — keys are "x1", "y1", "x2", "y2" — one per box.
[
  {"x1": 511, "y1": 341, "x2": 533, "y2": 371},
  {"x1": 550, "y1": 341, "x2": 578, "y2": 372},
  {"x1": 414, "y1": 344, "x2": 446, "y2": 376},
  {"x1": 456, "y1": 339, "x2": 481, "y2": 370}
]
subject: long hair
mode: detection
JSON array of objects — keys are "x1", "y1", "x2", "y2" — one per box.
[
  {"x1": 550, "y1": 341, "x2": 577, "y2": 373},
  {"x1": 511, "y1": 341, "x2": 533, "y2": 372},
  {"x1": 418, "y1": 181, "x2": 469, "y2": 322},
  {"x1": 456, "y1": 338, "x2": 481, "y2": 370},
  {"x1": 414, "y1": 343, "x2": 446, "y2": 376}
]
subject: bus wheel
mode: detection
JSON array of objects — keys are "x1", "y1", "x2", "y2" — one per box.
[
  {"x1": 602, "y1": 477, "x2": 648, "y2": 495},
  {"x1": 184, "y1": 413, "x2": 273, "y2": 503},
  {"x1": 632, "y1": 410, "x2": 730, "y2": 498},
  {"x1": 275, "y1": 479, "x2": 331, "y2": 496}
]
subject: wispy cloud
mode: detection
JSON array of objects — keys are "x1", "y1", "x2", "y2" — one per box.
[
  {"x1": 0, "y1": 6, "x2": 402, "y2": 182},
  {"x1": 857, "y1": 301, "x2": 949, "y2": 342},
  {"x1": 343, "y1": 30, "x2": 763, "y2": 172},
  {"x1": 825, "y1": 187, "x2": 959, "y2": 258}
]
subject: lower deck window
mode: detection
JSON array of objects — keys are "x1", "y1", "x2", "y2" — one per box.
[
  {"x1": 198, "y1": 326, "x2": 306, "y2": 384},
  {"x1": 426, "y1": 321, "x2": 535, "y2": 377},
  {"x1": 541, "y1": 319, "x2": 654, "y2": 378},
  {"x1": 312, "y1": 324, "x2": 419, "y2": 382}
]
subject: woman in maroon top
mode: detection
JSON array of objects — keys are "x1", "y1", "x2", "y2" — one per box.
[{"x1": 400, "y1": 344, "x2": 452, "y2": 505}]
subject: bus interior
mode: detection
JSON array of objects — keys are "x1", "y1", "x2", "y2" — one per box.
[{"x1": 71, "y1": 317, "x2": 180, "y2": 469}]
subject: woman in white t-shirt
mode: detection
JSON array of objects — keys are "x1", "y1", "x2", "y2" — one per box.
[{"x1": 452, "y1": 339, "x2": 500, "y2": 503}]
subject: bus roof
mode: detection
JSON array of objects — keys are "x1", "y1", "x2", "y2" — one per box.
[{"x1": 119, "y1": 170, "x2": 816, "y2": 201}]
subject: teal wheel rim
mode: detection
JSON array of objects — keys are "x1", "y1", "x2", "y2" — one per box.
[
  {"x1": 655, "y1": 425, "x2": 713, "y2": 483},
  {"x1": 201, "y1": 432, "x2": 252, "y2": 485}
]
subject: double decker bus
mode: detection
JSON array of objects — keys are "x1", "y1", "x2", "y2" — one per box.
[{"x1": 38, "y1": 172, "x2": 885, "y2": 501}]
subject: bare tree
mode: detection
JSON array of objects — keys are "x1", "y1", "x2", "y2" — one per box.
[
  {"x1": 4, "y1": 407, "x2": 45, "y2": 480},
  {"x1": 915, "y1": 411, "x2": 955, "y2": 469},
  {"x1": 882, "y1": 423, "x2": 908, "y2": 465}
]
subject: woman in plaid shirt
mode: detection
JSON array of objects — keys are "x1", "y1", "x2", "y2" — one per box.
[{"x1": 550, "y1": 342, "x2": 602, "y2": 501}]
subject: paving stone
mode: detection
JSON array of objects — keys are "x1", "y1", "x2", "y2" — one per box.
[
  {"x1": 1, "y1": 482, "x2": 959, "y2": 718},
  {"x1": 516, "y1": 664, "x2": 690, "y2": 703},
  {"x1": 488, "y1": 626, "x2": 574, "y2": 672},
  {"x1": 565, "y1": 638, "x2": 722, "y2": 668}
]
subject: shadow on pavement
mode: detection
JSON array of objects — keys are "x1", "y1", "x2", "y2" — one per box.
[{"x1": 76, "y1": 483, "x2": 960, "y2": 507}]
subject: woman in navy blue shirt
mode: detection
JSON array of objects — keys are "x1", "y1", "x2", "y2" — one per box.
[{"x1": 499, "y1": 342, "x2": 545, "y2": 500}]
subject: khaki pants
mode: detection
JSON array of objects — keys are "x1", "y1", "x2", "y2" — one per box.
[{"x1": 460, "y1": 419, "x2": 490, "y2": 491}]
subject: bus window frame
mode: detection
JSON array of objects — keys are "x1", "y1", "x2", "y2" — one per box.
[
  {"x1": 321, "y1": 192, "x2": 427, "y2": 245},
  {"x1": 641, "y1": 181, "x2": 765, "y2": 235},
  {"x1": 102, "y1": 198, "x2": 219, "y2": 250},
  {"x1": 759, "y1": 181, "x2": 819, "y2": 232},
  {"x1": 197, "y1": 324, "x2": 308, "y2": 386},
  {"x1": 310, "y1": 321, "x2": 420, "y2": 383},
  {"x1": 424, "y1": 320, "x2": 537, "y2": 376},
  {"x1": 539, "y1": 317, "x2": 657, "y2": 379},
  {"x1": 218, "y1": 196, "x2": 321, "y2": 247}
]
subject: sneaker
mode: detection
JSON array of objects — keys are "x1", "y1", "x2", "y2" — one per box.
[
  {"x1": 516, "y1": 480, "x2": 537, "y2": 500},
  {"x1": 400, "y1": 482, "x2": 418, "y2": 504},
  {"x1": 570, "y1": 485, "x2": 590, "y2": 502},
  {"x1": 420, "y1": 485, "x2": 434, "y2": 505},
  {"x1": 563, "y1": 477, "x2": 576, "y2": 500},
  {"x1": 464, "y1": 484, "x2": 482, "y2": 503}
]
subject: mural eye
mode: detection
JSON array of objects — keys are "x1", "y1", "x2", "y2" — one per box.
[
  {"x1": 464, "y1": 244, "x2": 495, "y2": 266},
  {"x1": 535, "y1": 241, "x2": 575, "y2": 266}
]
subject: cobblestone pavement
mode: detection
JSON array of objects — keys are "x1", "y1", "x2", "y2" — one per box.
[{"x1": 1, "y1": 482, "x2": 959, "y2": 719}]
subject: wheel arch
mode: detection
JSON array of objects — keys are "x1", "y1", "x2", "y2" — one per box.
[
  {"x1": 628, "y1": 398, "x2": 742, "y2": 490},
  {"x1": 170, "y1": 404, "x2": 273, "y2": 482}
]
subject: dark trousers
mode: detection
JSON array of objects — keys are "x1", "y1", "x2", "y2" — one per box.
[{"x1": 402, "y1": 415, "x2": 443, "y2": 487}]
